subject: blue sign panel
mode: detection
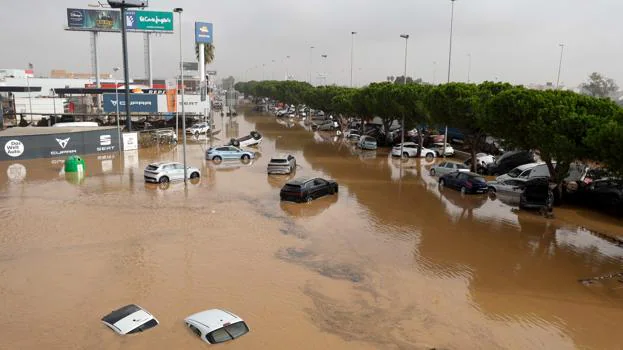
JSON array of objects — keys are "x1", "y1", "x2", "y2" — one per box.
[
  {"x1": 195, "y1": 22, "x2": 213, "y2": 44},
  {"x1": 103, "y1": 93, "x2": 158, "y2": 113}
]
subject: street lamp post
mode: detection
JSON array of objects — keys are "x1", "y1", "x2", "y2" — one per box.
[
  {"x1": 174, "y1": 7, "x2": 188, "y2": 184},
  {"x1": 467, "y1": 53, "x2": 472, "y2": 83},
  {"x1": 444, "y1": 0, "x2": 457, "y2": 159},
  {"x1": 309, "y1": 46, "x2": 315, "y2": 85},
  {"x1": 113, "y1": 67, "x2": 122, "y2": 153},
  {"x1": 556, "y1": 43, "x2": 565, "y2": 89},
  {"x1": 400, "y1": 34, "x2": 409, "y2": 158},
  {"x1": 350, "y1": 32, "x2": 357, "y2": 87},
  {"x1": 321, "y1": 54, "x2": 328, "y2": 85},
  {"x1": 447, "y1": 0, "x2": 456, "y2": 83},
  {"x1": 286, "y1": 55, "x2": 290, "y2": 80},
  {"x1": 26, "y1": 74, "x2": 33, "y2": 124}
]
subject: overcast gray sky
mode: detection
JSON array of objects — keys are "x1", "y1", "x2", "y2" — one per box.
[{"x1": 1, "y1": 0, "x2": 622, "y2": 88}]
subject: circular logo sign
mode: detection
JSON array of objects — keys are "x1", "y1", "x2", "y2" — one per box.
[
  {"x1": 4, "y1": 140, "x2": 24, "y2": 158},
  {"x1": 7, "y1": 163, "x2": 27, "y2": 183}
]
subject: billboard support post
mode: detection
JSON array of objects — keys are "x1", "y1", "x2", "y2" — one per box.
[
  {"x1": 91, "y1": 31, "x2": 101, "y2": 111},
  {"x1": 199, "y1": 42, "x2": 205, "y2": 122},
  {"x1": 120, "y1": 6, "x2": 132, "y2": 132},
  {"x1": 144, "y1": 33, "x2": 153, "y2": 88}
]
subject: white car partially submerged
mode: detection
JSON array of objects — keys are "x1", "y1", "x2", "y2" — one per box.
[
  {"x1": 101, "y1": 304, "x2": 159, "y2": 335},
  {"x1": 185, "y1": 309, "x2": 250, "y2": 344},
  {"x1": 391, "y1": 142, "x2": 436, "y2": 160}
]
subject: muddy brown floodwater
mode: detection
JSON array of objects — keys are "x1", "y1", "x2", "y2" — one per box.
[{"x1": 1, "y1": 109, "x2": 623, "y2": 349}]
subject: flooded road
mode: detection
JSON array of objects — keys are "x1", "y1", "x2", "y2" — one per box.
[{"x1": 1, "y1": 109, "x2": 623, "y2": 349}]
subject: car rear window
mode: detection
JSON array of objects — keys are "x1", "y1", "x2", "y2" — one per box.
[
  {"x1": 270, "y1": 159, "x2": 288, "y2": 164},
  {"x1": 146, "y1": 165, "x2": 159, "y2": 171},
  {"x1": 206, "y1": 322, "x2": 249, "y2": 344},
  {"x1": 282, "y1": 184, "x2": 302, "y2": 191}
]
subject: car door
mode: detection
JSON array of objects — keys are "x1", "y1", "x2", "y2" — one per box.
[
  {"x1": 226, "y1": 147, "x2": 239, "y2": 159},
  {"x1": 436, "y1": 162, "x2": 447, "y2": 175},
  {"x1": 313, "y1": 179, "x2": 329, "y2": 197},
  {"x1": 445, "y1": 162, "x2": 457, "y2": 175},
  {"x1": 455, "y1": 173, "x2": 469, "y2": 189}
]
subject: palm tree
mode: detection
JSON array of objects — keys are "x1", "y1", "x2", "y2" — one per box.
[{"x1": 195, "y1": 43, "x2": 215, "y2": 67}]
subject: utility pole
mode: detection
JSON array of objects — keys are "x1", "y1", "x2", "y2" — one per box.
[
  {"x1": 350, "y1": 32, "x2": 357, "y2": 87},
  {"x1": 556, "y1": 43, "x2": 565, "y2": 89},
  {"x1": 399, "y1": 34, "x2": 409, "y2": 158}
]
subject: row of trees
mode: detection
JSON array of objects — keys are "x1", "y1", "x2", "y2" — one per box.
[{"x1": 234, "y1": 80, "x2": 623, "y2": 184}]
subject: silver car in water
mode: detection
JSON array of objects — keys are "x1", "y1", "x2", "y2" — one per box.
[
  {"x1": 144, "y1": 162, "x2": 201, "y2": 183},
  {"x1": 267, "y1": 154, "x2": 297, "y2": 175}
]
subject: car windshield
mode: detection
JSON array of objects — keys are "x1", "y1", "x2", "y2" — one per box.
[
  {"x1": 270, "y1": 159, "x2": 288, "y2": 164},
  {"x1": 283, "y1": 184, "x2": 301, "y2": 191},
  {"x1": 207, "y1": 322, "x2": 249, "y2": 344},
  {"x1": 507, "y1": 167, "x2": 523, "y2": 177},
  {"x1": 471, "y1": 176, "x2": 486, "y2": 183}
]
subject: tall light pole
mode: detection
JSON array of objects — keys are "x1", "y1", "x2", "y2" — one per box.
[
  {"x1": 444, "y1": 0, "x2": 457, "y2": 160},
  {"x1": 25, "y1": 71, "x2": 33, "y2": 124},
  {"x1": 433, "y1": 61, "x2": 437, "y2": 85},
  {"x1": 286, "y1": 55, "x2": 290, "y2": 80},
  {"x1": 467, "y1": 53, "x2": 472, "y2": 83},
  {"x1": 321, "y1": 54, "x2": 328, "y2": 85},
  {"x1": 447, "y1": 0, "x2": 457, "y2": 83},
  {"x1": 400, "y1": 34, "x2": 409, "y2": 158},
  {"x1": 113, "y1": 67, "x2": 121, "y2": 153},
  {"x1": 556, "y1": 43, "x2": 565, "y2": 89},
  {"x1": 350, "y1": 32, "x2": 357, "y2": 87},
  {"x1": 309, "y1": 46, "x2": 315, "y2": 85},
  {"x1": 174, "y1": 7, "x2": 188, "y2": 184}
]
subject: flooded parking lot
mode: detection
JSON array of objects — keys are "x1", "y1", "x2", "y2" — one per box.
[{"x1": 1, "y1": 110, "x2": 623, "y2": 349}]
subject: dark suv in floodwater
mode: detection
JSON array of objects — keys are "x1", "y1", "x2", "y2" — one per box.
[
  {"x1": 486, "y1": 150, "x2": 536, "y2": 176},
  {"x1": 280, "y1": 177, "x2": 339, "y2": 203}
]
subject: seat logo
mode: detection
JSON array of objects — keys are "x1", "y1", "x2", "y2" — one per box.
[{"x1": 56, "y1": 138, "x2": 70, "y2": 149}]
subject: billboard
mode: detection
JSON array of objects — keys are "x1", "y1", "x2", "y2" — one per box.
[
  {"x1": 195, "y1": 22, "x2": 213, "y2": 44},
  {"x1": 66, "y1": 8, "x2": 173, "y2": 33},
  {"x1": 127, "y1": 11, "x2": 173, "y2": 32},
  {"x1": 103, "y1": 94, "x2": 158, "y2": 113},
  {"x1": 67, "y1": 8, "x2": 122, "y2": 32},
  {"x1": 0, "y1": 128, "x2": 120, "y2": 161},
  {"x1": 183, "y1": 62, "x2": 199, "y2": 71}
]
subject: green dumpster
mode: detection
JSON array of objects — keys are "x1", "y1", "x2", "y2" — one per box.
[{"x1": 64, "y1": 155, "x2": 85, "y2": 173}]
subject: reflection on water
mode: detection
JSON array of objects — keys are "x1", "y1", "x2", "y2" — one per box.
[{"x1": 0, "y1": 108, "x2": 622, "y2": 349}]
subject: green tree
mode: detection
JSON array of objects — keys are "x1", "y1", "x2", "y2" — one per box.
[
  {"x1": 580, "y1": 72, "x2": 619, "y2": 98},
  {"x1": 195, "y1": 43, "x2": 215, "y2": 66},
  {"x1": 427, "y1": 82, "x2": 512, "y2": 171},
  {"x1": 484, "y1": 88, "x2": 611, "y2": 192}
]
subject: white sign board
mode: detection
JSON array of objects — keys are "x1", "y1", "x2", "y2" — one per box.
[{"x1": 122, "y1": 132, "x2": 139, "y2": 151}]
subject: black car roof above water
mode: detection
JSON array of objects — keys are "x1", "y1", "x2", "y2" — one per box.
[
  {"x1": 101, "y1": 304, "x2": 141, "y2": 324},
  {"x1": 287, "y1": 177, "x2": 315, "y2": 185}
]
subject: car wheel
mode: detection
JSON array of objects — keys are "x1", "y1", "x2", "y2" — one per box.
[
  {"x1": 241, "y1": 154, "x2": 250, "y2": 161},
  {"x1": 159, "y1": 176, "x2": 169, "y2": 183},
  {"x1": 425, "y1": 153, "x2": 434, "y2": 161},
  {"x1": 460, "y1": 186, "x2": 467, "y2": 195},
  {"x1": 430, "y1": 169, "x2": 436, "y2": 176},
  {"x1": 194, "y1": 131, "x2": 199, "y2": 138},
  {"x1": 306, "y1": 196, "x2": 313, "y2": 203},
  {"x1": 488, "y1": 187, "x2": 496, "y2": 193},
  {"x1": 439, "y1": 179, "x2": 445, "y2": 187},
  {"x1": 213, "y1": 156, "x2": 222, "y2": 162},
  {"x1": 403, "y1": 152, "x2": 409, "y2": 158},
  {"x1": 190, "y1": 172, "x2": 200, "y2": 179}
]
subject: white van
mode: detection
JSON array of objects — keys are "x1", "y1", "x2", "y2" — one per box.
[{"x1": 496, "y1": 162, "x2": 552, "y2": 182}]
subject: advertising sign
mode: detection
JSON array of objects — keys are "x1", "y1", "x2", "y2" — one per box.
[
  {"x1": 183, "y1": 62, "x2": 199, "y2": 71},
  {"x1": 0, "y1": 128, "x2": 120, "y2": 161},
  {"x1": 67, "y1": 8, "x2": 122, "y2": 31},
  {"x1": 195, "y1": 22, "x2": 213, "y2": 44},
  {"x1": 165, "y1": 79, "x2": 177, "y2": 113},
  {"x1": 127, "y1": 10, "x2": 173, "y2": 31},
  {"x1": 206, "y1": 70, "x2": 217, "y2": 76},
  {"x1": 122, "y1": 133, "x2": 139, "y2": 151},
  {"x1": 66, "y1": 8, "x2": 173, "y2": 33},
  {"x1": 103, "y1": 93, "x2": 158, "y2": 113}
]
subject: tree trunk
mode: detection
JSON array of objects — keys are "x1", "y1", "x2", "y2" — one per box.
[{"x1": 416, "y1": 127, "x2": 423, "y2": 158}]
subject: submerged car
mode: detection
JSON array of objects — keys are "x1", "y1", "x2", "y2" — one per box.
[
  {"x1": 519, "y1": 177, "x2": 555, "y2": 211},
  {"x1": 429, "y1": 161, "x2": 469, "y2": 176},
  {"x1": 486, "y1": 150, "x2": 536, "y2": 176},
  {"x1": 267, "y1": 154, "x2": 297, "y2": 175},
  {"x1": 358, "y1": 136, "x2": 378, "y2": 150},
  {"x1": 439, "y1": 171, "x2": 488, "y2": 194},
  {"x1": 228, "y1": 131, "x2": 263, "y2": 147},
  {"x1": 391, "y1": 142, "x2": 436, "y2": 160},
  {"x1": 206, "y1": 146, "x2": 255, "y2": 161},
  {"x1": 487, "y1": 178, "x2": 527, "y2": 195},
  {"x1": 280, "y1": 177, "x2": 339, "y2": 203},
  {"x1": 185, "y1": 309, "x2": 250, "y2": 344},
  {"x1": 144, "y1": 161, "x2": 201, "y2": 183},
  {"x1": 101, "y1": 304, "x2": 159, "y2": 335},
  {"x1": 430, "y1": 142, "x2": 455, "y2": 157},
  {"x1": 186, "y1": 122, "x2": 210, "y2": 136}
]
